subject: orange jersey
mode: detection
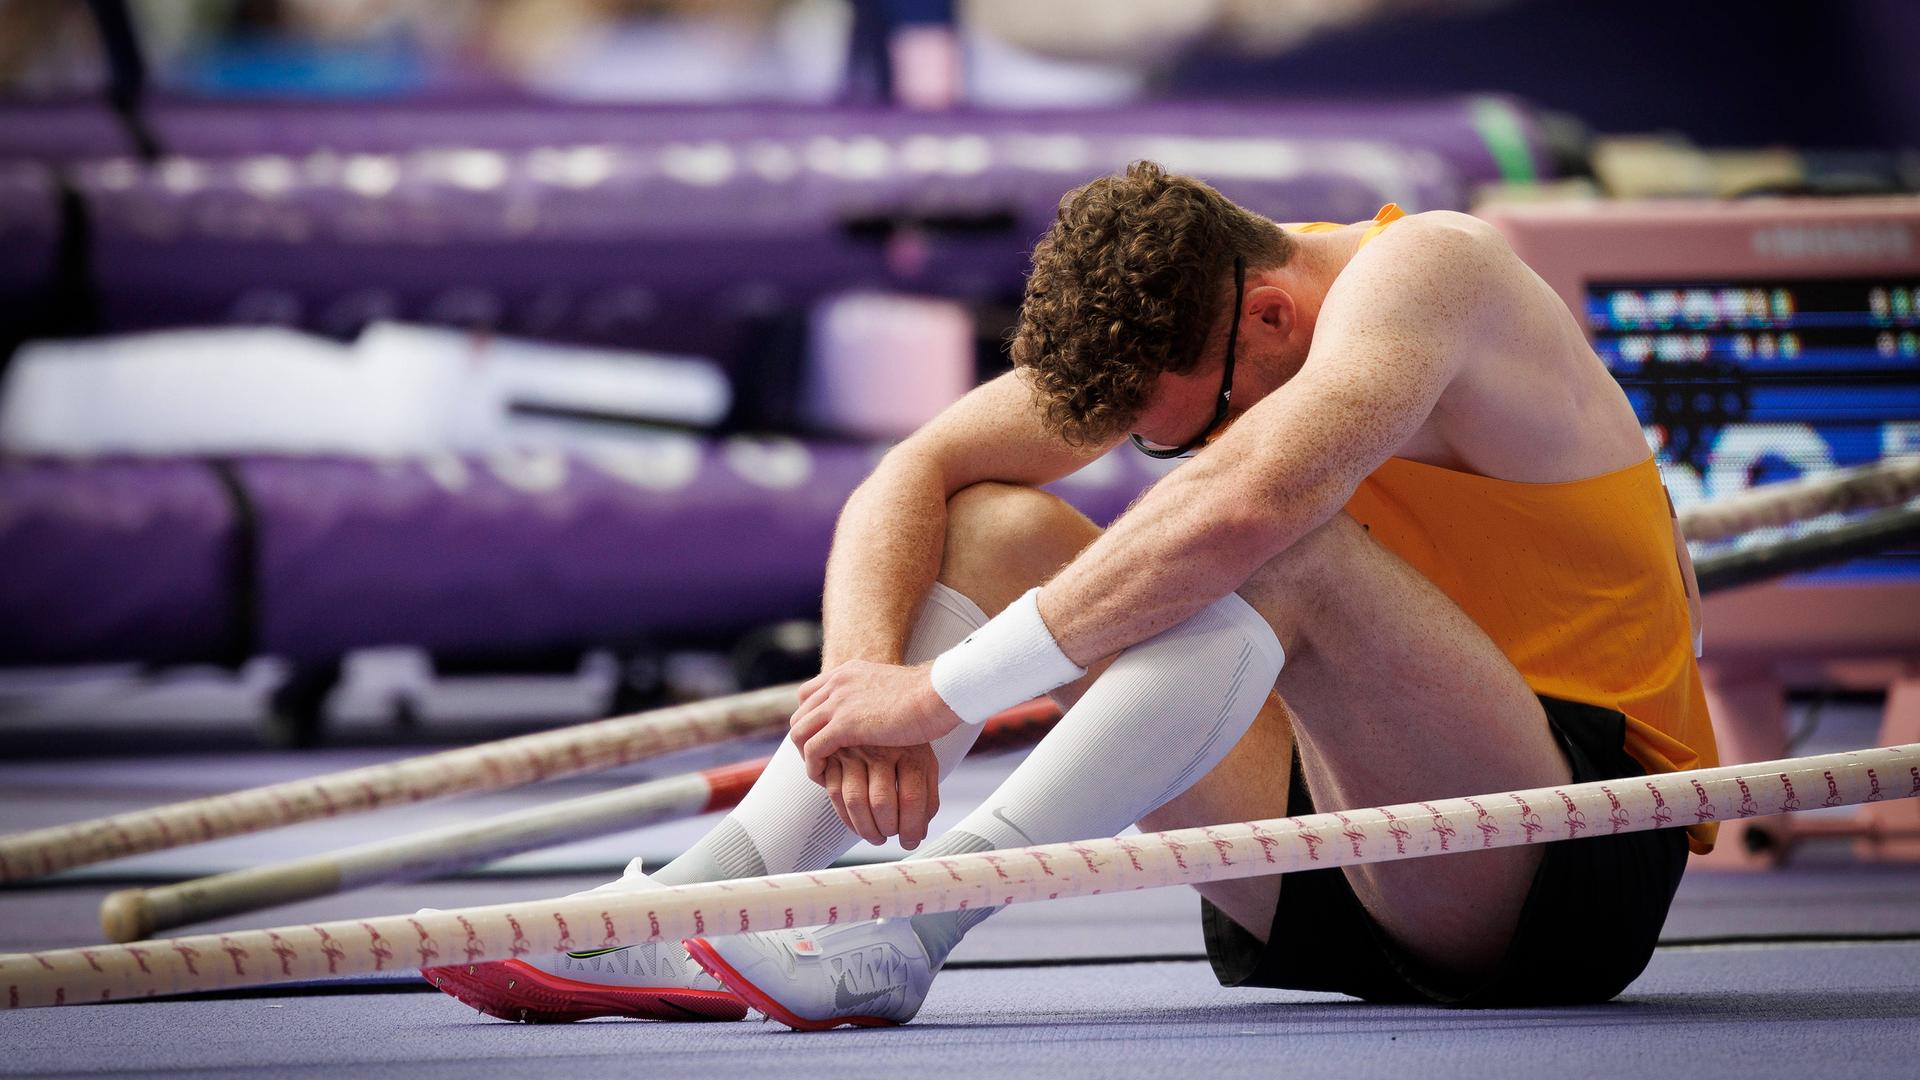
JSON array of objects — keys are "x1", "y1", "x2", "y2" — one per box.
[
  {"x1": 1345, "y1": 456, "x2": 1719, "y2": 853},
  {"x1": 1289, "y1": 204, "x2": 1718, "y2": 853},
  {"x1": 1290, "y1": 202, "x2": 1406, "y2": 242}
]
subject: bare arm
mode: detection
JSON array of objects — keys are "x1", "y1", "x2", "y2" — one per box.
[
  {"x1": 789, "y1": 223, "x2": 1495, "y2": 832},
  {"x1": 1038, "y1": 223, "x2": 1492, "y2": 662},
  {"x1": 807, "y1": 372, "x2": 1111, "y2": 846},
  {"x1": 821, "y1": 370, "x2": 1116, "y2": 666}
]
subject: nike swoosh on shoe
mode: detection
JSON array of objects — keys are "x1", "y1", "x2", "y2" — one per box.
[
  {"x1": 834, "y1": 976, "x2": 894, "y2": 1010},
  {"x1": 564, "y1": 946, "x2": 636, "y2": 960}
]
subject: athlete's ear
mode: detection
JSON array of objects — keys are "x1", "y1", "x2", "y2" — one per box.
[{"x1": 1245, "y1": 285, "x2": 1295, "y2": 340}]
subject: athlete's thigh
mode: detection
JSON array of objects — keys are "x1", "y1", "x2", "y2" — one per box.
[{"x1": 1237, "y1": 512, "x2": 1570, "y2": 975}]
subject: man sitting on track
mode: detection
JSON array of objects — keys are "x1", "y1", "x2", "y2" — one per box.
[{"x1": 430, "y1": 161, "x2": 1717, "y2": 1029}]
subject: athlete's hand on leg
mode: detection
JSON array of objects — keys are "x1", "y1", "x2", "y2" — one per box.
[
  {"x1": 821, "y1": 744, "x2": 941, "y2": 849},
  {"x1": 791, "y1": 660, "x2": 961, "y2": 780}
]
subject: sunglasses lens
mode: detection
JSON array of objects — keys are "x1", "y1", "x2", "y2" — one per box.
[{"x1": 1129, "y1": 433, "x2": 1193, "y2": 459}]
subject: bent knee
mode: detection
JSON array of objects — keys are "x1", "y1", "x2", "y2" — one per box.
[
  {"x1": 1236, "y1": 511, "x2": 1371, "y2": 656},
  {"x1": 939, "y1": 482, "x2": 1100, "y2": 615},
  {"x1": 946, "y1": 481, "x2": 1083, "y2": 535}
]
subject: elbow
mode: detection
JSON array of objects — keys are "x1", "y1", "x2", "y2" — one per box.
[
  {"x1": 870, "y1": 439, "x2": 925, "y2": 481},
  {"x1": 875, "y1": 439, "x2": 960, "y2": 496},
  {"x1": 858, "y1": 442, "x2": 938, "y2": 498},
  {"x1": 838, "y1": 444, "x2": 951, "y2": 531},
  {"x1": 1187, "y1": 498, "x2": 1288, "y2": 577}
]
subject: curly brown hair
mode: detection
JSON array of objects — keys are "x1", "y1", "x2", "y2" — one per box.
[{"x1": 1012, "y1": 161, "x2": 1293, "y2": 445}]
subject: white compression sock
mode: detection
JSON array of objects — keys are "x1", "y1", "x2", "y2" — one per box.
[
  {"x1": 906, "y1": 592, "x2": 1284, "y2": 965},
  {"x1": 650, "y1": 583, "x2": 990, "y2": 887}
]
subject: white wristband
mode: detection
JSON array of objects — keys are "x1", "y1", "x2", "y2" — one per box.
[{"x1": 929, "y1": 587, "x2": 1086, "y2": 725}]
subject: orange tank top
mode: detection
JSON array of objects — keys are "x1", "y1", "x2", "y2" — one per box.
[
  {"x1": 1302, "y1": 205, "x2": 1720, "y2": 853},
  {"x1": 1344, "y1": 459, "x2": 1718, "y2": 852},
  {"x1": 1291, "y1": 202, "x2": 1406, "y2": 243}
]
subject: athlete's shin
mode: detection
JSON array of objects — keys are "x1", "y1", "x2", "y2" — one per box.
[
  {"x1": 908, "y1": 591, "x2": 1285, "y2": 965},
  {"x1": 652, "y1": 584, "x2": 990, "y2": 887}
]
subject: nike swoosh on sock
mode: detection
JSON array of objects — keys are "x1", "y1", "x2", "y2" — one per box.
[{"x1": 990, "y1": 806, "x2": 1036, "y2": 845}]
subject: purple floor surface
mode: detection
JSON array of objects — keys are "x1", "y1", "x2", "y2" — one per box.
[
  {"x1": 4, "y1": 706, "x2": 1917, "y2": 1075},
  {"x1": 3, "y1": 945, "x2": 1915, "y2": 1080}
]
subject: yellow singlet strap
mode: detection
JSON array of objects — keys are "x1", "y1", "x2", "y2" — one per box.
[
  {"x1": 1287, "y1": 203, "x2": 1405, "y2": 241},
  {"x1": 1359, "y1": 203, "x2": 1405, "y2": 247}
]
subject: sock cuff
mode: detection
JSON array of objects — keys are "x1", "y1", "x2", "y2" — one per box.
[
  {"x1": 1204, "y1": 591, "x2": 1286, "y2": 675},
  {"x1": 920, "y1": 580, "x2": 990, "y2": 634}
]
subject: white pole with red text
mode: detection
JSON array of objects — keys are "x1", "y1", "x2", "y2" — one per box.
[{"x1": 5, "y1": 742, "x2": 1914, "y2": 1010}]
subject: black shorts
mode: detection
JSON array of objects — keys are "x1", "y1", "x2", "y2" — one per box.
[{"x1": 1201, "y1": 695, "x2": 1689, "y2": 1007}]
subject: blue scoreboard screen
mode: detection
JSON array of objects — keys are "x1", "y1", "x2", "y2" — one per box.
[{"x1": 1586, "y1": 276, "x2": 1920, "y2": 580}]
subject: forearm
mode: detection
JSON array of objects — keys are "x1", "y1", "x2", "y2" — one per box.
[
  {"x1": 1038, "y1": 452, "x2": 1329, "y2": 664},
  {"x1": 820, "y1": 449, "x2": 952, "y2": 670}
]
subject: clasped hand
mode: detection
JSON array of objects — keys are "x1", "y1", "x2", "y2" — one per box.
[{"x1": 790, "y1": 659, "x2": 963, "y2": 849}]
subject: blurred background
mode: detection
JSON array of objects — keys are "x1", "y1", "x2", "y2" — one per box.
[{"x1": 0, "y1": 0, "x2": 1915, "y2": 817}]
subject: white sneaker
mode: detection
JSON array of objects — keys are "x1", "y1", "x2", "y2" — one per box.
[
  {"x1": 683, "y1": 919, "x2": 936, "y2": 1031},
  {"x1": 423, "y1": 858, "x2": 746, "y2": 1023}
]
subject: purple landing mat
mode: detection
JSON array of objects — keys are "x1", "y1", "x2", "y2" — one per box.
[
  {"x1": 0, "y1": 160, "x2": 58, "y2": 312},
  {"x1": 0, "y1": 458, "x2": 240, "y2": 667},
  {"x1": 0, "y1": 444, "x2": 1173, "y2": 666},
  {"x1": 0, "y1": 947, "x2": 1912, "y2": 1079},
  {"x1": 2, "y1": 95, "x2": 1549, "y2": 182},
  {"x1": 30, "y1": 100, "x2": 1495, "y2": 351}
]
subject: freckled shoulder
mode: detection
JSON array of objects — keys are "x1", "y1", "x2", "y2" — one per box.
[
  {"x1": 1359, "y1": 209, "x2": 1511, "y2": 275},
  {"x1": 1324, "y1": 209, "x2": 1517, "y2": 332}
]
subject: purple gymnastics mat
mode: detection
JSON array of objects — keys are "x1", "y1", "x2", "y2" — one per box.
[
  {"x1": 0, "y1": 98, "x2": 1543, "y2": 351},
  {"x1": 0, "y1": 443, "x2": 1171, "y2": 667}
]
